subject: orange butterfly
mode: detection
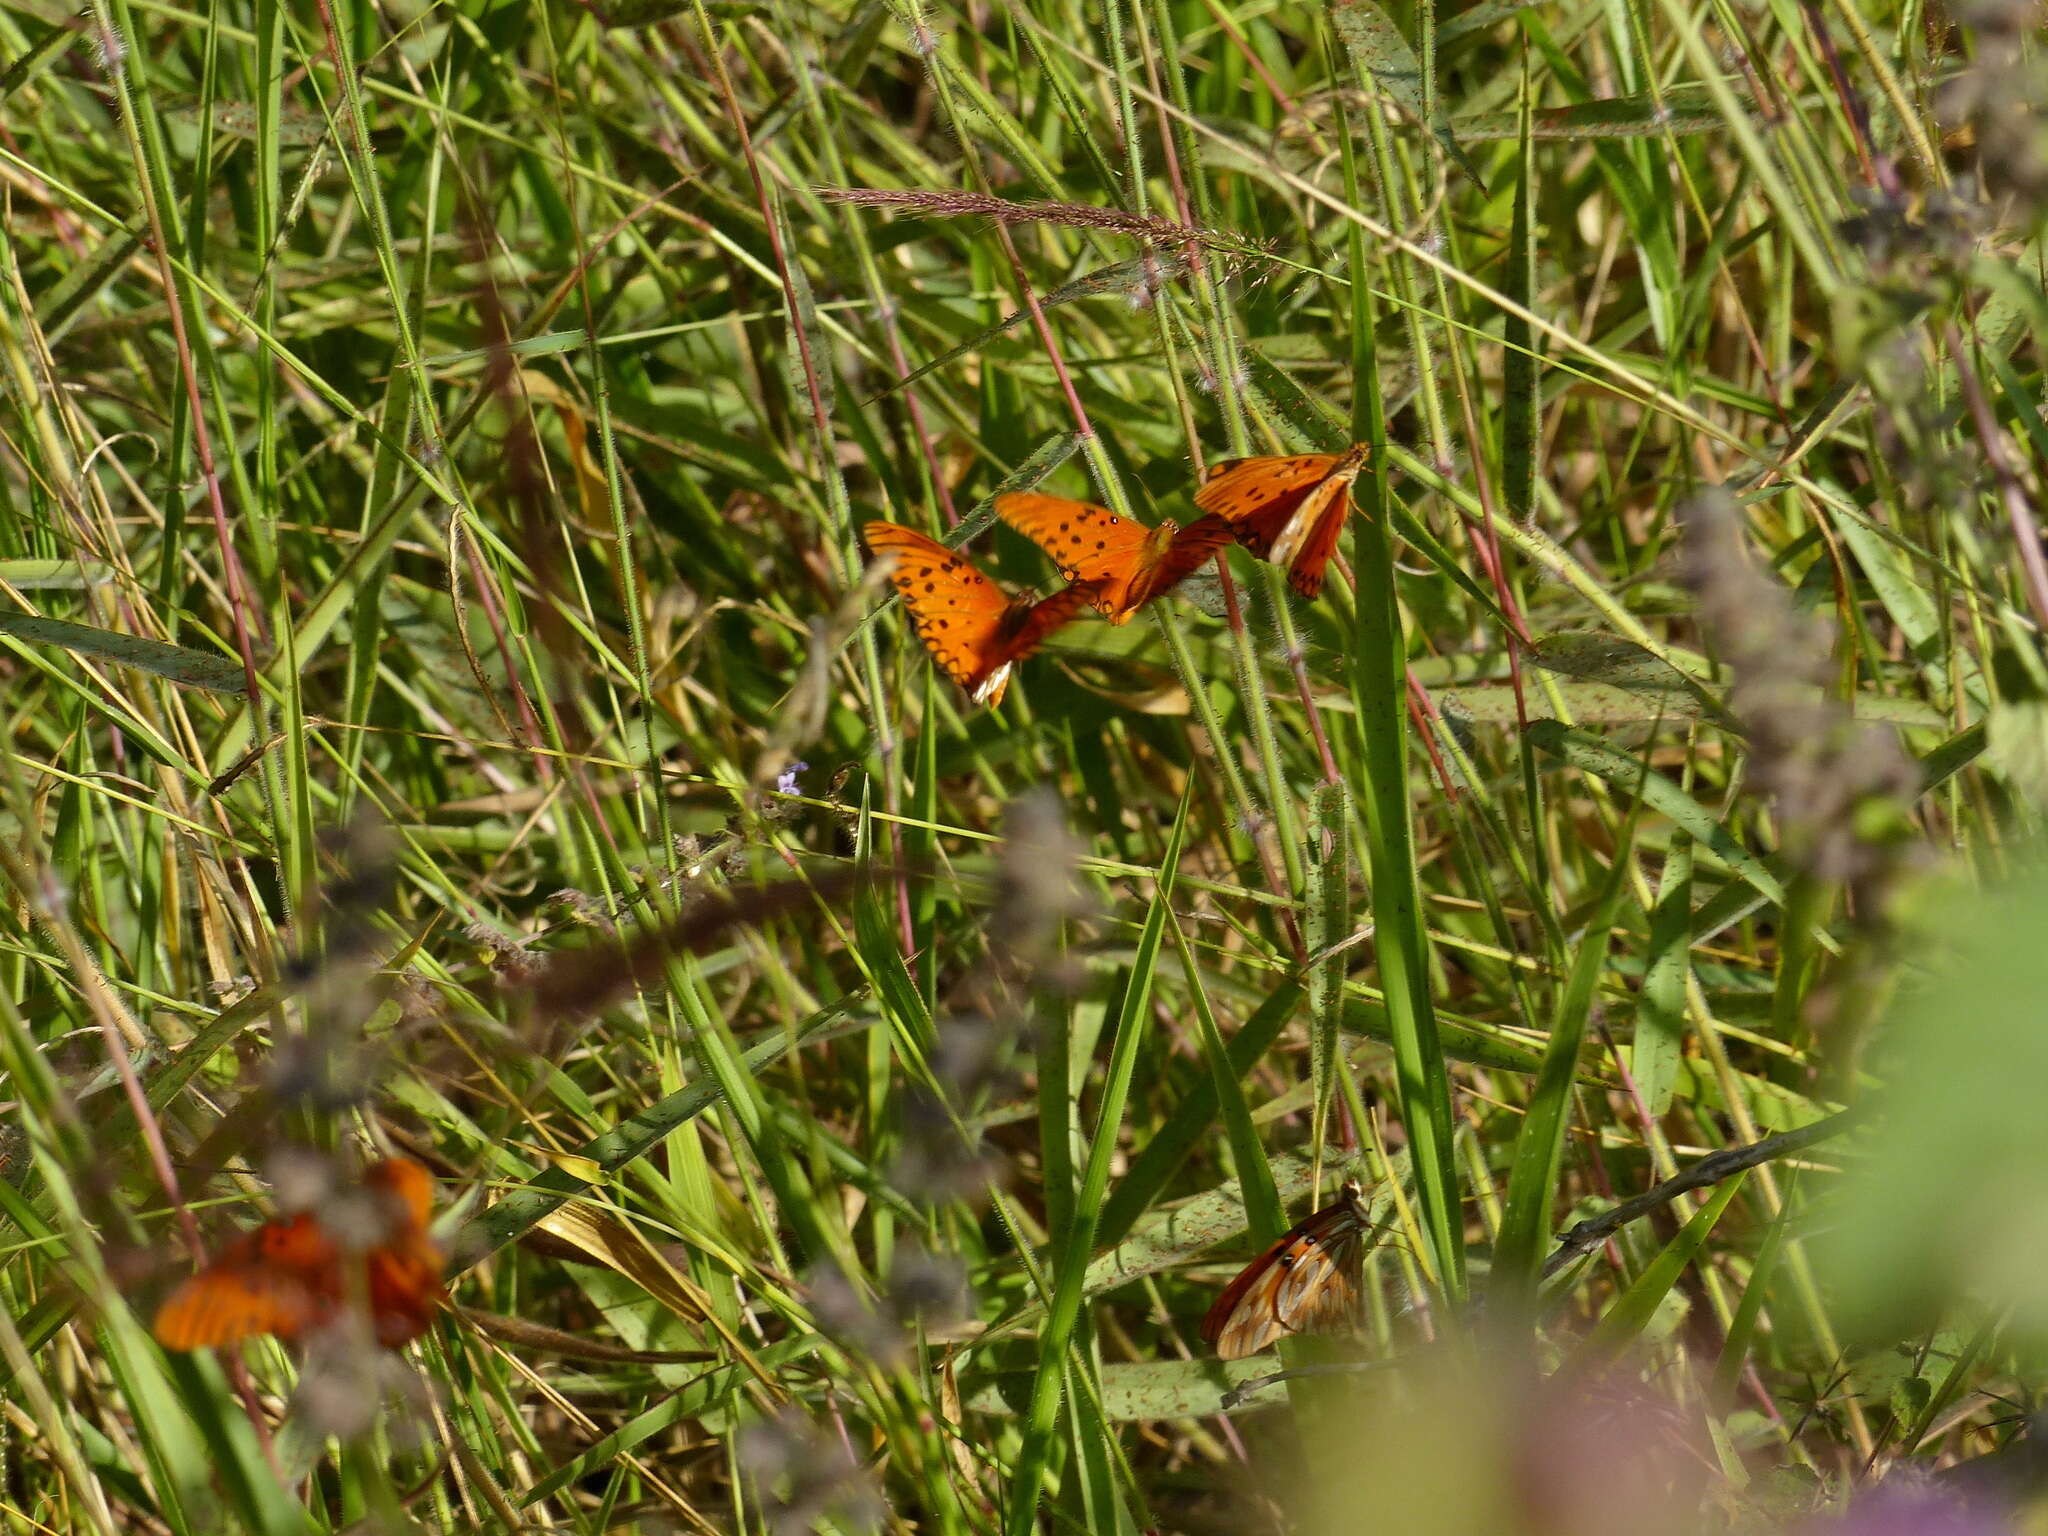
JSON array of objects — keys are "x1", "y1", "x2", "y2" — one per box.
[
  {"x1": 1201, "y1": 1178, "x2": 1375, "y2": 1359},
  {"x1": 993, "y1": 492, "x2": 1237, "y2": 625},
  {"x1": 862, "y1": 520, "x2": 1101, "y2": 707},
  {"x1": 1193, "y1": 445, "x2": 1370, "y2": 598},
  {"x1": 154, "y1": 1157, "x2": 446, "y2": 1352}
]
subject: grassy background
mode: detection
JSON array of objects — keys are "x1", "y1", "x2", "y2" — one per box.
[{"x1": 1, "y1": 0, "x2": 2046, "y2": 1530}]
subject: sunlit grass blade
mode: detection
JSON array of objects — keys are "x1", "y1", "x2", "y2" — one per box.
[
  {"x1": 1572, "y1": 1173, "x2": 1748, "y2": 1368},
  {"x1": 1342, "y1": 132, "x2": 1466, "y2": 1303},
  {"x1": 1169, "y1": 907, "x2": 1283, "y2": 1246},
  {"x1": 1095, "y1": 979, "x2": 1302, "y2": 1249},
  {"x1": 1634, "y1": 832, "x2": 1693, "y2": 1118},
  {"x1": 1304, "y1": 779, "x2": 1351, "y2": 1179},
  {"x1": 1492, "y1": 841, "x2": 1633, "y2": 1296},
  {"x1": 1005, "y1": 783, "x2": 1190, "y2": 1536}
]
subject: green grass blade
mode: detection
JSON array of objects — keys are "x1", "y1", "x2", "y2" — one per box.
[
  {"x1": 1005, "y1": 782, "x2": 1190, "y2": 1536},
  {"x1": 1492, "y1": 850, "x2": 1632, "y2": 1295},
  {"x1": 1633, "y1": 832, "x2": 1693, "y2": 1118},
  {"x1": 1344, "y1": 165, "x2": 1467, "y2": 1302},
  {"x1": 1573, "y1": 1173, "x2": 1747, "y2": 1367},
  {"x1": 1527, "y1": 720, "x2": 1785, "y2": 910},
  {"x1": 1304, "y1": 780, "x2": 1352, "y2": 1175}
]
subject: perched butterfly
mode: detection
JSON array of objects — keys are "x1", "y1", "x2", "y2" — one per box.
[
  {"x1": 993, "y1": 492, "x2": 1237, "y2": 625},
  {"x1": 862, "y1": 520, "x2": 1101, "y2": 706},
  {"x1": 154, "y1": 1157, "x2": 446, "y2": 1352},
  {"x1": 1201, "y1": 1178, "x2": 1376, "y2": 1359},
  {"x1": 1194, "y1": 444, "x2": 1370, "y2": 598}
]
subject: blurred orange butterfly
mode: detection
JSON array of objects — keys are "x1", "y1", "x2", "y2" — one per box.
[
  {"x1": 1194, "y1": 445, "x2": 1369, "y2": 598},
  {"x1": 1201, "y1": 1178, "x2": 1376, "y2": 1359},
  {"x1": 863, "y1": 520, "x2": 1101, "y2": 706},
  {"x1": 154, "y1": 1157, "x2": 445, "y2": 1352},
  {"x1": 994, "y1": 492, "x2": 1237, "y2": 625}
]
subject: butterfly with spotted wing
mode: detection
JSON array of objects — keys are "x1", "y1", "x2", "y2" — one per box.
[
  {"x1": 1194, "y1": 445, "x2": 1370, "y2": 598},
  {"x1": 1201, "y1": 1178, "x2": 1377, "y2": 1359},
  {"x1": 154, "y1": 1157, "x2": 445, "y2": 1352},
  {"x1": 862, "y1": 520, "x2": 1102, "y2": 706},
  {"x1": 994, "y1": 492, "x2": 1236, "y2": 625}
]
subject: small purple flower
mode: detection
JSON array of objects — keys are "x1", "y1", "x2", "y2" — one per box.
[{"x1": 776, "y1": 761, "x2": 808, "y2": 796}]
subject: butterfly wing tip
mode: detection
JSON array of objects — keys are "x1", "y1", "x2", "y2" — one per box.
[
  {"x1": 1209, "y1": 1323, "x2": 1262, "y2": 1361},
  {"x1": 971, "y1": 664, "x2": 1013, "y2": 706}
]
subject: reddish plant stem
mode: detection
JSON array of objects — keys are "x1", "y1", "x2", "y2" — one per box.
[
  {"x1": 1948, "y1": 321, "x2": 2048, "y2": 634},
  {"x1": 14, "y1": 849, "x2": 284, "y2": 1463},
  {"x1": 990, "y1": 223, "x2": 1093, "y2": 441},
  {"x1": 1285, "y1": 633, "x2": 1341, "y2": 785},
  {"x1": 1800, "y1": 0, "x2": 1894, "y2": 196},
  {"x1": 1198, "y1": 0, "x2": 1299, "y2": 112},
  {"x1": 452, "y1": 524, "x2": 550, "y2": 759},
  {"x1": 875, "y1": 302, "x2": 960, "y2": 527},
  {"x1": 1402, "y1": 666, "x2": 1461, "y2": 806},
  {"x1": 692, "y1": 13, "x2": 922, "y2": 952},
  {"x1": 1143, "y1": 17, "x2": 1343, "y2": 790},
  {"x1": 109, "y1": 29, "x2": 267, "y2": 704},
  {"x1": 1443, "y1": 371, "x2": 1539, "y2": 786},
  {"x1": 850, "y1": 254, "x2": 944, "y2": 964}
]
